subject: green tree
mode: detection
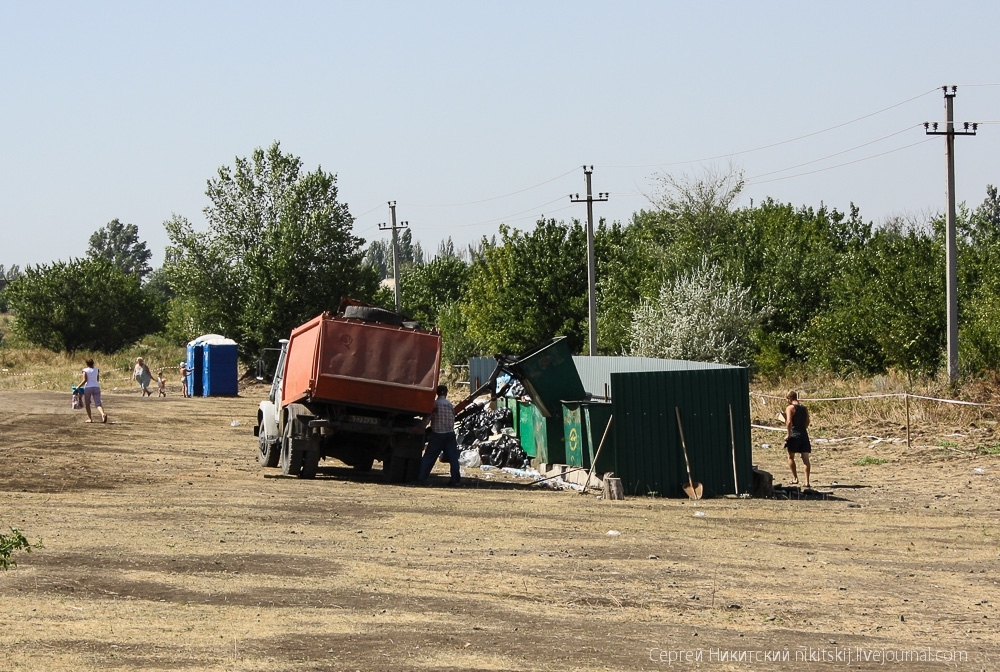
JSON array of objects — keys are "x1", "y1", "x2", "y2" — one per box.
[
  {"x1": 0, "y1": 264, "x2": 21, "y2": 313},
  {"x1": 806, "y1": 221, "x2": 945, "y2": 376},
  {"x1": 727, "y1": 200, "x2": 868, "y2": 373},
  {"x1": 165, "y1": 142, "x2": 379, "y2": 357},
  {"x1": 959, "y1": 185, "x2": 1000, "y2": 372},
  {"x1": 463, "y1": 219, "x2": 587, "y2": 355},
  {"x1": 595, "y1": 218, "x2": 658, "y2": 355},
  {"x1": 628, "y1": 258, "x2": 765, "y2": 365},
  {"x1": 399, "y1": 255, "x2": 469, "y2": 327},
  {"x1": 5, "y1": 257, "x2": 159, "y2": 352},
  {"x1": 87, "y1": 219, "x2": 153, "y2": 279}
]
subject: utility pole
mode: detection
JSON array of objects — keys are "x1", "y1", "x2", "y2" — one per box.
[
  {"x1": 924, "y1": 86, "x2": 978, "y2": 383},
  {"x1": 379, "y1": 201, "x2": 408, "y2": 313},
  {"x1": 570, "y1": 166, "x2": 609, "y2": 356}
]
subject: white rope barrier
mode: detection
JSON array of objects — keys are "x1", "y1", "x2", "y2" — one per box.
[{"x1": 753, "y1": 390, "x2": 1000, "y2": 408}]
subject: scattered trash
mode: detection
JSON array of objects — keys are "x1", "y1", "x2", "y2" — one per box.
[
  {"x1": 501, "y1": 467, "x2": 541, "y2": 480},
  {"x1": 230, "y1": 420, "x2": 241, "y2": 427},
  {"x1": 760, "y1": 443, "x2": 771, "y2": 450},
  {"x1": 974, "y1": 468, "x2": 985, "y2": 474},
  {"x1": 606, "y1": 530, "x2": 621, "y2": 536},
  {"x1": 693, "y1": 511, "x2": 706, "y2": 517},
  {"x1": 457, "y1": 404, "x2": 531, "y2": 469},
  {"x1": 458, "y1": 449, "x2": 482, "y2": 468}
]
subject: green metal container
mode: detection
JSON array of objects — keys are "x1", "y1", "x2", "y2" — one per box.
[
  {"x1": 561, "y1": 403, "x2": 585, "y2": 467},
  {"x1": 498, "y1": 396, "x2": 519, "y2": 436},
  {"x1": 562, "y1": 401, "x2": 614, "y2": 471},
  {"x1": 508, "y1": 337, "x2": 586, "y2": 418},
  {"x1": 517, "y1": 400, "x2": 536, "y2": 457},
  {"x1": 533, "y1": 403, "x2": 565, "y2": 464}
]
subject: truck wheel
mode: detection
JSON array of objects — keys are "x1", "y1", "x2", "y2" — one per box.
[
  {"x1": 353, "y1": 458, "x2": 375, "y2": 473},
  {"x1": 404, "y1": 457, "x2": 421, "y2": 482},
  {"x1": 281, "y1": 436, "x2": 305, "y2": 477},
  {"x1": 299, "y1": 448, "x2": 320, "y2": 479},
  {"x1": 384, "y1": 455, "x2": 407, "y2": 483},
  {"x1": 343, "y1": 305, "x2": 404, "y2": 327},
  {"x1": 258, "y1": 430, "x2": 280, "y2": 468}
]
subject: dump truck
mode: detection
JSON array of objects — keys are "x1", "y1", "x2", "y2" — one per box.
[{"x1": 253, "y1": 302, "x2": 442, "y2": 481}]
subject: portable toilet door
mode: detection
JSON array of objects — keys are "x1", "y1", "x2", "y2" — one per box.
[
  {"x1": 201, "y1": 338, "x2": 239, "y2": 396},
  {"x1": 186, "y1": 341, "x2": 204, "y2": 398}
]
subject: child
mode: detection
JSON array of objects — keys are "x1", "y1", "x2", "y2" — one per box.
[{"x1": 157, "y1": 371, "x2": 167, "y2": 397}]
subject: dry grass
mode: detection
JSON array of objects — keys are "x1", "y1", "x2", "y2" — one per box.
[{"x1": 0, "y1": 315, "x2": 196, "y2": 392}]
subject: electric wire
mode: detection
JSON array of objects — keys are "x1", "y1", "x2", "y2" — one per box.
[
  {"x1": 746, "y1": 137, "x2": 936, "y2": 185},
  {"x1": 746, "y1": 125, "x2": 922, "y2": 180},
  {"x1": 406, "y1": 166, "x2": 580, "y2": 208},
  {"x1": 596, "y1": 87, "x2": 940, "y2": 170}
]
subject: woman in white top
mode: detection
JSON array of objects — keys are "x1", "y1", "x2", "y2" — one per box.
[{"x1": 80, "y1": 358, "x2": 108, "y2": 423}]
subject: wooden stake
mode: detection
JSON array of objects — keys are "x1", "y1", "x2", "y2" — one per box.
[{"x1": 603, "y1": 477, "x2": 624, "y2": 500}]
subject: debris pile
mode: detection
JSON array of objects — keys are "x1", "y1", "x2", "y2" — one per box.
[{"x1": 456, "y1": 402, "x2": 531, "y2": 469}]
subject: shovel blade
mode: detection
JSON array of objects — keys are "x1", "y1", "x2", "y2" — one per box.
[{"x1": 683, "y1": 481, "x2": 704, "y2": 500}]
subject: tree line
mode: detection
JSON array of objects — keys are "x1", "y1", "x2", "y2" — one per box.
[{"x1": 2, "y1": 142, "x2": 998, "y2": 381}]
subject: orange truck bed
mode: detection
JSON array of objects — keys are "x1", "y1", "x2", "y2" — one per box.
[{"x1": 280, "y1": 313, "x2": 441, "y2": 416}]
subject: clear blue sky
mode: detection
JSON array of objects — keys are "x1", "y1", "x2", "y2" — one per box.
[{"x1": 2, "y1": 1, "x2": 998, "y2": 268}]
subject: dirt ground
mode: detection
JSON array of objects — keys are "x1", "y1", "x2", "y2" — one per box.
[{"x1": 1, "y1": 384, "x2": 998, "y2": 671}]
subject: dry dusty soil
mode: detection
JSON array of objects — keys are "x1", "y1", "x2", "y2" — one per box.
[{"x1": 1, "y1": 386, "x2": 998, "y2": 671}]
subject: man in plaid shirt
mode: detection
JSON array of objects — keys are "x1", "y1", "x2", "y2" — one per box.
[{"x1": 418, "y1": 384, "x2": 461, "y2": 486}]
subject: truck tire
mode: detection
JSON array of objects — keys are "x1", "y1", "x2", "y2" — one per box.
[
  {"x1": 384, "y1": 455, "x2": 407, "y2": 483},
  {"x1": 280, "y1": 418, "x2": 305, "y2": 476},
  {"x1": 343, "y1": 305, "x2": 404, "y2": 327},
  {"x1": 353, "y1": 458, "x2": 375, "y2": 473},
  {"x1": 300, "y1": 447, "x2": 320, "y2": 479},
  {"x1": 258, "y1": 429, "x2": 280, "y2": 468},
  {"x1": 404, "y1": 456, "x2": 421, "y2": 482}
]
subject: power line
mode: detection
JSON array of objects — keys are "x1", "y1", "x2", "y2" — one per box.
[
  {"x1": 597, "y1": 87, "x2": 940, "y2": 170},
  {"x1": 406, "y1": 166, "x2": 579, "y2": 207},
  {"x1": 746, "y1": 138, "x2": 935, "y2": 185},
  {"x1": 746, "y1": 125, "x2": 921, "y2": 180}
]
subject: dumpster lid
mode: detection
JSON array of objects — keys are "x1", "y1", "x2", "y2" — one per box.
[{"x1": 507, "y1": 337, "x2": 586, "y2": 418}]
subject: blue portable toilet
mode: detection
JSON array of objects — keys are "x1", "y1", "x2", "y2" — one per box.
[
  {"x1": 201, "y1": 337, "x2": 239, "y2": 396},
  {"x1": 186, "y1": 333, "x2": 224, "y2": 398}
]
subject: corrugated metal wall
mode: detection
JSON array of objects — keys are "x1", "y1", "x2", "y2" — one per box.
[
  {"x1": 469, "y1": 357, "x2": 496, "y2": 392},
  {"x1": 610, "y1": 368, "x2": 752, "y2": 498}
]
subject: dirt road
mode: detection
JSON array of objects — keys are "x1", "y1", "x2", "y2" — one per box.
[{"x1": 1, "y1": 388, "x2": 997, "y2": 670}]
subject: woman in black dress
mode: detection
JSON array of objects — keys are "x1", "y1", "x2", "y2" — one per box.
[{"x1": 784, "y1": 390, "x2": 811, "y2": 488}]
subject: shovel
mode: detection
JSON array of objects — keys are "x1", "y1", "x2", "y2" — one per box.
[{"x1": 675, "y1": 407, "x2": 703, "y2": 500}]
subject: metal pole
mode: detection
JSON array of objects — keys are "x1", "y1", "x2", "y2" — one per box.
[
  {"x1": 944, "y1": 92, "x2": 959, "y2": 383},
  {"x1": 389, "y1": 202, "x2": 401, "y2": 313},
  {"x1": 570, "y1": 166, "x2": 608, "y2": 356},
  {"x1": 584, "y1": 168, "x2": 597, "y2": 356},
  {"x1": 924, "y1": 86, "x2": 978, "y2": 384}
]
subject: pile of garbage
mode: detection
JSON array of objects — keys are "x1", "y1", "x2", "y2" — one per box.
[{"x1": 456, "y1": 401, "x2": 531, "y2": 470}]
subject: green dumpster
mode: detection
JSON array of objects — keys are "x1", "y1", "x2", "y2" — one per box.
[
  {"x1": 508, "y1": 337, "x2": 585, "y2": 418},
  {"x1": 518, "y1": 400, "x2": 536, "y2": 457},
  {"x1": 563, "y1": 401, "x2": 614, "y2": 471},
  {"x1": 562, "y1": 402, "x2": 585, "y2": 467},
  {"x1": 533, "y1": 403, "x2": 565, "y2": 464}
]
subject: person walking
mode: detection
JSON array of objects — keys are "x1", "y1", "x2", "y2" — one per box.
[
  {"x1": 133, "y1": 357, "x2": 152, "y2": 397},
  {"x1": 784, "y1": 390, "x2": 811, "y2": 488},
  {"x1": 418, "y1": 385, "x2": 461, "y2": 486},
  {"x1": 179, "y1": 361, "x2": 191, "y2": 397},
  {"x1": 80, "y1": 358, "x2": 108, "y2": 424}
]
